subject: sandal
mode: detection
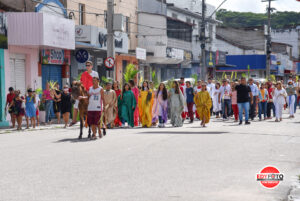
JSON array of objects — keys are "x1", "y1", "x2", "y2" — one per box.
[{"x1": 91, "y1": 135, "x2": 97, "y2": 140}]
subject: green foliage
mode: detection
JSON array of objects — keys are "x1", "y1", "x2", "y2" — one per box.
[
  {"x1": 35, "y1": 88, "x2": 43, "y2": 95},
  {"x1": 217, "y1": 9, "x2": 300, "y2": 29},
  {"x1": 270, "y1": 75, "x2": 276, "y2": 82},
  {"x1": 124, "y1": 64, "x2": 139, "y2": 83},
  {"x1": 101, "y1": 76, "x2": 113, "y2": 87},
  {"x1": 39, "y1": 101, "x2": 45, "y2": 111},
  {"x1": 48, "y1": 81, "x2": 57, "y2": 90},
  {"x1": 241, "y1": 73, "x2": 247, "y2": 78},
  {"x1": 166, "y1": 78, "x2": 175, "y2": 90},
  {"x1": 151, "y1": 70, "x2": 159, "y2": 89},
  {"x1": 76, "y1": 73, "x2": 83, "y2": 81},
  {"x1": 191, "y1": 74, "x2": 198, "y2": 87}
]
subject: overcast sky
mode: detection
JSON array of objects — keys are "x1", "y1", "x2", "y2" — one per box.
[{"x1": 206, "y1": 0, "x2": 300, "y2": 13}]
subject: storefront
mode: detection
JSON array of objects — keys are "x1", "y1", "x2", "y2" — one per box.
[
  {"x1": 72, "y1": 25, "x2": 129, "y2": 82},
  {"x1": 6, "y1": 12, "x2": 75, "y2": 92},
  {"x1": 40, "y1": 49, "x2": 71, "y2": 89}
]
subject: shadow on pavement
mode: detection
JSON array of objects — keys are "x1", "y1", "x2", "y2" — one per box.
[
  {"x1": 55, "y1": 138, "x2": 93, "y2": 143},
  {"x1": 137, "y1": 131, "x2": 228, "y2": 135}
]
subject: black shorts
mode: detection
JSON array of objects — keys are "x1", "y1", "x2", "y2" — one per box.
[{"x1": 53, "y1": 101, "x2": 61, "y2": 113}]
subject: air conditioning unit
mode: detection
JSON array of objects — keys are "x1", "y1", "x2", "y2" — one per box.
[{"x1": 113, "y1": 14, "x2": 125, "y2": 32}]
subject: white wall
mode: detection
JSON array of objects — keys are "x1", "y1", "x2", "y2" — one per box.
[
  {"x1": 271, "y1": 29, "x2": 300, "y2": 59},
  {"x1": 138, "y1": 13, "x2": 167, "y2": 57}
]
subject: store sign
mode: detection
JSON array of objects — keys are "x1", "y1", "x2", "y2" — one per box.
[
  {"x1": 75, "y1": 49, "x2": 89, "y2": 63},
  {"x1": 184, "y1": 51, "x2": 193, "y2": 61},
  {"x1": 43, "y1": 13, "x2": 75, "y2": 50},
  {"x1": 41, "y1": 49, "x2": 70, "y2": 65},
  {"x1": 206, "y1": 51, "x2": 216, "y2": 67},
  {"x1": 75, "y1": 26, "x2": 91, "y2": 42},
  {"x1": 0, "y1": 12, "x2": 8, "y2": 49},
  {"x1": 216, "y1": 51, "x2": 226, "y2": 65},
  {"x1": 166, "y1": 47, "x2": 184, "y2": 60},
  {"x1": 136, "y1": 47, "x2": 146, "y2": 60}
]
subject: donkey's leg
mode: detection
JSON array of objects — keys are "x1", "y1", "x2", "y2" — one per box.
[{"x1": 78, "y1": 118, "x2": 83, "y2": 139}]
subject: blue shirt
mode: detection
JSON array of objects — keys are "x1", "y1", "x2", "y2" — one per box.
[
  {"x1": 249, "y1": 84, "x2": 259, "y2": 96},
  {"x1": 186, "y1": 87, "x2": 194, "y2": 103}
]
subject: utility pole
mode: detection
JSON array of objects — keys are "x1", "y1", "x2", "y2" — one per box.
[
  {"x1": 262, "y1": 0, "x2": 275, "y2": 78},
  {"x1": 200, "y1": 0, "x2": 206, "y2": 81},
  {"x1": 107, "y1": 0, "x2": 115, "y2": 79}
]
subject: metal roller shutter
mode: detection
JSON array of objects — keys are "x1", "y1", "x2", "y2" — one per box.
[
  {"x1": 10, "y1": 54, "x2": 26, "y2": 96},
  {"x1": 42, "y1": 65, "x2": 62, "y2": 90}
]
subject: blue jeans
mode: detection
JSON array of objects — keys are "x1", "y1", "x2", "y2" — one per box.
[
  {"x1": 45, "y1": 100, "x2": 53, "y2": 123},
  {"x1": 159, "y1": 116, "x2": 165, "y2": 124},
  {"x1": 222, "y1": 99, "x2": 231, "y2": 119},
  {"x1": 238, "y1": 102, "x2": 250, "y2": 122},
  {"x1": 258, "y1": 102, "x2": 267, "y2": 120}
]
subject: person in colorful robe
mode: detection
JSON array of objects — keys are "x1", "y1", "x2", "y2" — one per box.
[
  {"x1": 139, "y1": 81, "x2": 153, "y2": 128},
  {"x1": 169, "y1": 81, "x2": 185, "y2": 127},
  {"x1": 152, "y1": 83, "x2": 168, "y2": 128},
  {"x1": 103, "y1": 82, "x2": 117, "y2": 128},
  {"x1": 179, "y1": 77, "x2": 187, "y2": 122},
  {"x1": 118, "y1": 83, "x2": 136, "y2": 128},
  {"x1": 113, "y1": 81, "x2": 122, "y2": 127},
  {"x1": 194, "y1": 83, "x2": 212, "y2": 127},
  {"x1": 194, "y1": 80, "x2": 202, "y2": 119},
  {"x1": 129, "y1": 79, "x2": 139, "y2": 127}
]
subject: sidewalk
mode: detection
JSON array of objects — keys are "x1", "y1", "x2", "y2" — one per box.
[{"x1": 0, "y1": 121, "x2": 79, "y2": 135}]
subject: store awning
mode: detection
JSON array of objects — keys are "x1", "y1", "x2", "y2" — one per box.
[
  {"x1": 75, "y1": 42, "x2": 103, "y2": 50},
  {"x1": 143, "y1": 56, "x2": 183, "y2": 65}
]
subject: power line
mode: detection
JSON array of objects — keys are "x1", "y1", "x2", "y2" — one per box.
[{"x1": 31, "y1": 0, "x2": 105, "y2": 16}]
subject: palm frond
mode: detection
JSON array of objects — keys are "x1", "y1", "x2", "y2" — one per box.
[{"x1": 124, "y1": 64, "x2": 139, "y2": 83}]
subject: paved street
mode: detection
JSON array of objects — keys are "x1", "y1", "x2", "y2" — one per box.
[{"x1": 0, "y1": 111, "x2": 300, "y2": 201}]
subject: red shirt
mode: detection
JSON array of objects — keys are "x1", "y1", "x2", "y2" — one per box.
[
  {"x1": 114, "y1": 89, "x2": 121, "y2": 98},
  {"x1": 268, "y1": 87, "x2": 274, "y2": 99},
  {"x1": 6, "y1": 93, "x2": 15, "y2": 104},
  {"x1": 80, "y1": 71, "x2": 93, "y2": 91}
]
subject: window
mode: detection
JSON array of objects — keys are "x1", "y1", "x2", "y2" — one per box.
[
  {"x1": 172, "y1": 13, "x2": 178, "y2": 19},
  {"x1": 167, "y1": 18, "x2": 193, "y2": 42},
  {"x1": 79, "y1": 3, "x2": 86, "y2": 25}
]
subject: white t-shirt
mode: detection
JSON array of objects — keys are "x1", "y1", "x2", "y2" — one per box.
[
  {"x1": 220, "y1": 84, "x2": 231, "y2": 100},
  {"x1": 34, "y1": 95, "x2": 40, "y2": 109},
  {"x1": 88, "y1": 86, "x2": 102, "y2": 111},
  {"x1": 207, "y1": 83, "x2": 215, "y2": 97},
  {"x1": 273, "y1": 88, "x2": 287, "y2": 105},
  {"x1": 90, "y1": 71, "x2": 99, "y2": 79}
]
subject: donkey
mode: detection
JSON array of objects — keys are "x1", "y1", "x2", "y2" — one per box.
[{"x1": 71, "y1": 81, "x2": 91, "y2": 139}]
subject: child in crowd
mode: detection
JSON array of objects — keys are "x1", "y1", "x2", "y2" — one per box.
[{"x1": 25, "y1": 88, "x2": 36, "y2": 129}]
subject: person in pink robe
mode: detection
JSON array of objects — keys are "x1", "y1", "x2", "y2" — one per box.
[{"x1": 129, "y1": 80, "x2": 139, "y2": 127}]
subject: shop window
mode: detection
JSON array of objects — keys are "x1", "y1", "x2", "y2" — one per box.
[{"x1": 79, "y1": 3, "x2": 86, "y2": 25}]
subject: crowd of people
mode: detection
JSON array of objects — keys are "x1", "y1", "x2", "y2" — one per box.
[{"x1": 5, "y1": 60, "x2": 300, "y2": 139}]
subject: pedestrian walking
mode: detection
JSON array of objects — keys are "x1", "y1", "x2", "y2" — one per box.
[
  {"x1": 5, "y1": 87, "x2": 15, "y2": 128},
  {"x1": 207, "y1": 78, "x2": 215, "y2": 114},
  {"x1": 267, "y1": 80, "x2": 275, "y2": 119},
  {"x1": 248, "y1": 78, "x2": 259, "y2": 120},
  {"x1": 139, "y1": 81, "x2": 153, "y2": 128},
  {"x1": 87, "y1": 77, "x2": 105, "y2": 140},
  {"x1": 258, "y1": 83, "x2": 268, "y2": 121},
  {"x1": 43, "y1": 83, "x2": 54, "y2": 125},
  {"x1": 273, "y1": 82, "x2": 287, "y2": 122},
  {"x1": 52, "y1": 83, "x2": 62, "y2": 124},
  {"x1": 70, "y1": 60, "x2": 98, "y2": 127},
  {"x1": 179, "y1": 77, "x2": 187, "y2": 122},
  {"x1": 231, "y1": 83, "x2": 239, "y2": 122},
  {"x1": 213, "y1": 83, "x2": 222, "y2": 118},
  {"x1": 235, "y1": 77, "x2": 253, "y2": 125},
  {"x1": 129, "y1": 80, "x2": 139, "y2": 127},
  {"x1": 152, "y1": 83, "x2": 168, "y2": 128},
  {"x1": 103, "y1": 82, "x2": 117, "y2": 128},
  {"x1": 169, "y1": 81, "x2": 184, "y2": 127},
  {"x1": 10, "y1": 90, "x2": 25, "y2": 130},
  {"x1": 286, "y1": 80, "x2": 296, "y2": 118},
  {"x1": 219, "y1": 79, "x2": 231, "y2": 120},
  {"x1": 61, "y1": 85, "x2": 72, "y2": 128},
  {"x1": 25, "y1": 88, "x2": 36, "y2": 129},
  {"x1": 194, "y1": 83, "x2": 212, "y2": 127},
  {"x1": 185, "y1": 81, "x2": 194, "y2": 123},
  {"x1": 118, "y1": 83, "x2": 136, "y2": 128},
  {"x1": 194, "y1": 80, "x2": 202, "y2": 119},
  {"x1": 34, "y1": 91, "x2": 40, "y2": 126}
]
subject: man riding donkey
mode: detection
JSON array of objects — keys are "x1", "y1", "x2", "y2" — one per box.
[{"x1": 70, "y1": 60, "x2": 106, "y2": 140}]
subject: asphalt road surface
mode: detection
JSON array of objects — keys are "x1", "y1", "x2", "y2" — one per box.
[{"x1": 0, "y1": 111, "x2": 300, "y2": 201}]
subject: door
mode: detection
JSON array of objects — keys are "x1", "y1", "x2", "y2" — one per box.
[
  {"x1": 42, "y1": 64, "x2": 62, "y2": 90},
  {"x1": 9, "y1": 54, "x2": 26, "y2": 96}
]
